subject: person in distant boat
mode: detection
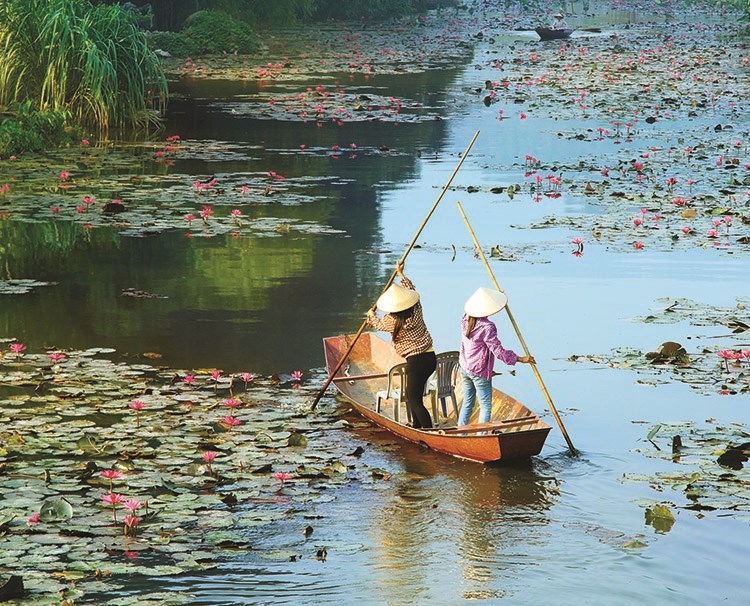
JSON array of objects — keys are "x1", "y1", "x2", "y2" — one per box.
[
  {"x1": 457, "y1": 287, "x2": 535, "y2": 427},
  {"x1": 366, "y1": 261, "x2": 436, "y2": 429},
  {"x1": 551, "y1": 12, "x2": 568, "y2": 29}
]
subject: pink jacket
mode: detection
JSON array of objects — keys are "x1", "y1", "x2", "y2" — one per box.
[{"x1": 459, "y1": 315, "x2": 518, "y2": 379}]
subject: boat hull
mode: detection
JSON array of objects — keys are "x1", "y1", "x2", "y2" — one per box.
[
  {"x1": 323, "y1": 333, "x2": 551, "y2": 463},
  {"x1": 535, "y1": 27, "x2": 573, "y2": 41}
]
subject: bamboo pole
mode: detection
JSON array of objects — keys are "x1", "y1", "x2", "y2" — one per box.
[
  {"x1": 456, "y1": 201, "x2": 577, "y2": 455},
  {"x1": 310, "y1": 130, "x2": 481, "y2": 410}
]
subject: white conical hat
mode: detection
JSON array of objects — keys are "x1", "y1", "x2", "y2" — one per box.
[
  {"x1": 376, "y1": 284, "x2": 420, "y2": 313},
  {"x1": 464, "y1": 287, "x2": 508, "y2": 318}
]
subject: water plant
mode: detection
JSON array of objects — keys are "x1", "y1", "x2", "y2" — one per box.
[
  {"x1": 128, "y1": 399, "x2": 146, "y2": 427},
  {"x1": 0, "y1": 0, "x2": 167, "y2": 132}
]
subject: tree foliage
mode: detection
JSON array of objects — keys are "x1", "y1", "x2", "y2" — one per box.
[{"x1": 0, "y1": 0, "x2": 167, "y2": 132}]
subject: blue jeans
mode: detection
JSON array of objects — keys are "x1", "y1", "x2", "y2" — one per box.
[{"x1": 458, "y1": 369, "x2": 493, "y2": 426}]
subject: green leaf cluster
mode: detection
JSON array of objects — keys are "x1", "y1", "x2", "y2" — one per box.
[{"x1": 0, "y1": 100, "x2": 75, "y2": 156}]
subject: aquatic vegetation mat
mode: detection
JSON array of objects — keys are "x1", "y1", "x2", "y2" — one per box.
[
  {"x1": 568, "y1": 296, "x2": 750, "y2": 395},
  {"x1": 628, "y1": 420, "x2": 750, "y2": 521},
  {"x1": 0, "y1": 348, "x2": 381, "y2": 604}
]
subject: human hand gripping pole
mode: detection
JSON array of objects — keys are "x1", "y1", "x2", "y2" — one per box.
[
  {"x1": 309, "y1": 131, "x2": 481, "y2": 411},
  {"x1": 456, "y1": 201, "x2": 577, "y2": 455}
]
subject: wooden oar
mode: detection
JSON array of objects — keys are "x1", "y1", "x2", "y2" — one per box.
[
  {"x1": 310, "y1": 130, "x2": 481, "y2": 410},
  {"x1": 456, "y1": 201, "x2": 578, "y2": 455}
]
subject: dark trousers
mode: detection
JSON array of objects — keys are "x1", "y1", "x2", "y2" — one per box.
[{"x1": 405, "y1": 351, "x2": 437, "y2": 429}]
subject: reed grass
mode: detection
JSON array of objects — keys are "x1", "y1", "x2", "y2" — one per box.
[{"x1": 0, "y1": 0, "x2": 167, "y2": 132}]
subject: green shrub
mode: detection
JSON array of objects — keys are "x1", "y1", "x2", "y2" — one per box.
[
  {"x1": 0, "y1": 101, "x2": 75, "y2": 156},
  {"x1": 147, "y1": 31, "x2": 193, "y2": 57},
  {"x1": 182, "y1": 10, "x2": 255, "y2": 54}
]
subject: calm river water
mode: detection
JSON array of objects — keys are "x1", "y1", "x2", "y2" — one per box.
[{"x1": 2, "y1": 2, "x2": 750, "y2": 605}]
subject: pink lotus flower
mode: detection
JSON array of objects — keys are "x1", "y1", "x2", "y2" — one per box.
[
  {"x1": 202, "y1": 451, "x2": 217, "y2": 475},
  {"x1": 81, "y1": 139, "x2": 90, "y2": 147},
  {"x1": 707, "y1": 229, "x2": 719, "y2": 238},
  {"x1": 48, "y1": 352, "x2": 66, "y2": 363},
  {"x1": 185, "y1": 214, "x2": 196, "y2": 223},
  {"x1": 633, "y1": 241, "x2": 644, "y2": 249},
  {"x1": 123, "y1": 514, "x2": 140, "y2": 535},
  {"x1": 102, "y1": 492, "x2": 125, "y2": 523},
  {"x1": 200, "y1": 205, "x2": 213, "y2": 221},
  {"x1": 124, "y1": 498, "x2": 141, "y2": 513},
  {"x1": 239, "y1": 185, "x2": 250, "y2": 194},
  {"x1": 27, "y1": 513, "x2": 40, "y2": 525},
  {"x1": 59, "y1": 171, "x2": 70, "y2": 181},
  {"x1": 717, "y1": 349, "x2": 737, "y2": 371},
  {"x1": 183, "y1": 374, "x2": 195, "y2": 385},
  {"x1": 291, "y1": 370, "x2": 303, "y2": 381},
  {"x1": 9, "y1": 343, "x2": 26, "y2": 359},
  {"x1": 224, "y1": 398, "x2": 241, "y2": 408},
  {"x1": 600, "y1": 168, "x2": 609, "y2": 177},
  {"x1": 240, "y1": 372, "x2": 253, "y2": 387},
  {"x1": 681, "y1": 226, "x2": 692, "y2": 235},
  {"x1": 129, "y1": 399, "x2": 145, "y2": 427},
  {"x1": 633, "y1": 218, "x2": 642, "y2": 227},
  {"x1": 82, "y1": 196, "x2": 94, "y2": 206},
  {"x1": 221, "y1": 416, "x2": 241, "y2": 430},
  {"x1": 212, "y1": 370, "x2": 222, "y2": 381},
  {"x1": 166, "y1": 135, "x2": 180, "y2": 142},
  {"x1": 51, "y1": 206, "x2": 61, "y2": 214},
  {"x1": 273, "y1": 471, "x2": 293, "y2": 485},
  {"x1": 100, "y1": 469, "x2": 123, "y2": 491}
]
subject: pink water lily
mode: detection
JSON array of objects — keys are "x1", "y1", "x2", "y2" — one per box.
[
  {"x1": 273, "y1": 471, "x2": 293, "y2": 485},
  {"x1": 717, "y1": 349, "x2": 740, "y2": 372},
  {"x1": 221, "y1": 416, "x2": 241, "y2": 431},
  {"x1": 202, "y1": 451, "x2": 217, "y2": 475},
  {"x1": 124, "y1": 498, "x2": 141, "y2": 513},
  {"x1": 102, "y1": 492, "x2": 125, "y2": 523},
  {"x1": 240, "y1": 372, "x2": 254, "y2": 388},
  {"x1": 633, "y1": 241, "x2": 644, "y2": 250},
  {"x1": 48, "y1": 352, "x2": 66, "y2": 363},
  {"x1": 128, "y1": 400, "x2": 145, "y2": 427},
  {"x1": 224, "y1": 398, "x2": 241, "y2": 408},
  {"x1": 9, "y1": 343, "x2": 26, "y2": 359},
  {"x1": 291, "y1": 370, "x2": 303, "y2": 381},
  {"x1": 27, "y1": 513, "x2": 40, "y2": 525},
  {"x1": 59, "y1": 171, "x2": 70, "y2": 181},
  {"x1": 123, "y1": 514, "x2": 140, "y2": 536},
  {"x1": 100, "y1": 469, "x2": 123, "y2": 491}
]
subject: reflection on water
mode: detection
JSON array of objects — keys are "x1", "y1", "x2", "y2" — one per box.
[
  {"x1": 0, "y1": 70, "x2": 464, "y2": 374},
  {"x1": 167, "y1": 425, "x2": 558, "y2": 605}
]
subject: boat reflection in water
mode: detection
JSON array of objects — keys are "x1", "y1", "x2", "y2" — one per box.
[{"x1": 355, "y1": 432, "x2": 559, "y2": 603}]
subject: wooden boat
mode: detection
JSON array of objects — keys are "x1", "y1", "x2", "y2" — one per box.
[
  {"x1": 323, "y1": 333, "x2": 551, "y2": 463},
  {"x1": 535, "y1": 27, "x2": 573, "y2": 41}
]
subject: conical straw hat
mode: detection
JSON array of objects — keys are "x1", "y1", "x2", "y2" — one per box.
[
  {"x1": 464, "y1": 287, "x2": 508, "y2": 318},
  {"x1": 376, "y1": 284, "x2": 420, "y2": 313}
]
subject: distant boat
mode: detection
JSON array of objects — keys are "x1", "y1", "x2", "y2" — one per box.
[
  {"x1": 323, "y1": 332, "x2": 551, "y2": 463},
  {"x1": 535, "y1": 27, "x2": 573, "y2": 41}
]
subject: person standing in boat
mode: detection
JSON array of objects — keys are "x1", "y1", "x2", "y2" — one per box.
[
  {"x1": 551, "y1": 12, "x2": 568, "y2": 29},
  {"x1": 458, "y1": 287, "x2": 535, "y2": 427},
  {"x1": 366, "y1": 261, "x2": 436, "y2": 429}
]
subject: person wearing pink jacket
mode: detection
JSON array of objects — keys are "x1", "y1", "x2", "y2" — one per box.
[{"x1": 458, "y1": 287, "x2": 534, "y2": 426}]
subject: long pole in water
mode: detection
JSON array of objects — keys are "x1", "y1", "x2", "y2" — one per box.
[
  {"x1": 310, "y1": 130, "x2": 481, "y2": 411},
  {"x1": 456, "y1": 201, "x2": 577, "y2": 455}
]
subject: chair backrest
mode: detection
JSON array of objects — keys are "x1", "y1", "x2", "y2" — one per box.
[
  {"x1": 434, "y1": 351, "x2": 459, "y2": 397},
  {"x1": 385, "y1": 362, "x2": 408, "y2": 401}
]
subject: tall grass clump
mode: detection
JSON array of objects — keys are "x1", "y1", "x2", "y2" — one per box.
[{"x1": 0, "y1": 0, "x2": 168, "y2": 132}]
